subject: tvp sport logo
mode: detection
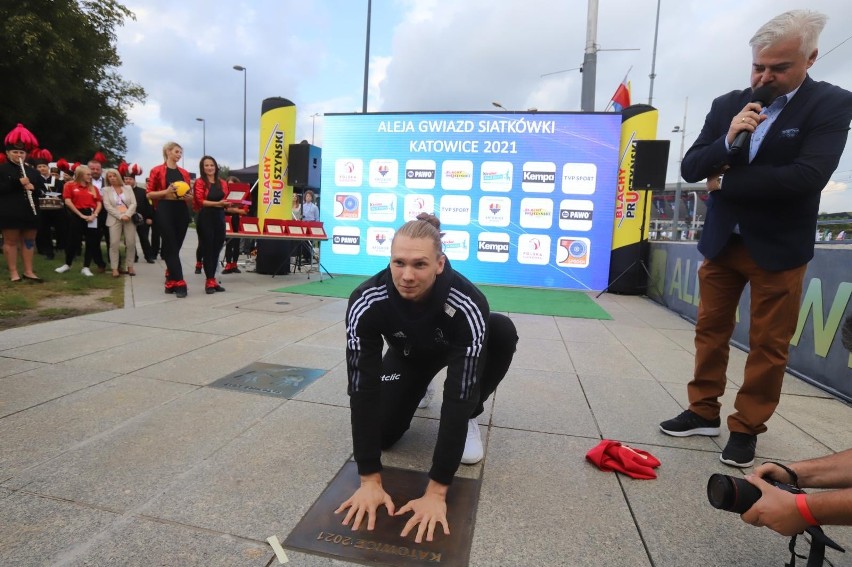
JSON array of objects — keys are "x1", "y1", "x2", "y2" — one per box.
[
  {"x1": 369, "y1": 159, "x2": 398, "y2": 188},
  {"x1": 480, "y1": 161, "x2": 513, "y2": 192},
  {"x1": 561, "y1": 163, "x2": 597, "y2": 194},
  {"x1": 556, "y1": 237, "x2": 591, "y2": 268},
  {"x1": 334, "y1": 193, "x2": 361, "y2": 220},
  {"x1": 405, "y1": 159, "x2": 436, "y2": 190},
  {"x1": 335, "y1": 159, "x2": 363, "y2": 187}
]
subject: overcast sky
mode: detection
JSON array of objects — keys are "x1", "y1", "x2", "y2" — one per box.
[{"x1": 117, "y1": 0, "x2": 852, "y2": 212}]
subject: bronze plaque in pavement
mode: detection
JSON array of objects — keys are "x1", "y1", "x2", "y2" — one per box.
[
  {"x1": 284, "y1": 462, "x2": 480, "y2": 566},
  {"x1": 209, "y1": 363, "x2": 325, "y2": 399}
]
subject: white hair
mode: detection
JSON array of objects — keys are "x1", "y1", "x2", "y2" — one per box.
[{"x1": 750, "y1": 10, "x2": 827, "y2": 57}]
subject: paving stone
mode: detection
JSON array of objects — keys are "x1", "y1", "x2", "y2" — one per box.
[
  {"x1": 510, "y1": 337, "x2": 574, "y2": 373},
  {"x1": 296, "y1": 320, "x2": 347, "y2": 348},
  {"x1": 1, "y1": 324, "x2": 162, "y2": 364},
  {"x1": 631, "y1": 346, "x2": 696, "y2": 384},
  {"x1": 506, "y1": 313, "x2": 561, "y2": 340},
  {"x1": 0, "y1": 364, "x2": 117, "y2": 418},
  {"x1": 259, "y1": 343, "x2": 346, "y2": 371},
  {"x1": 604, "y1": 321, "x2": 685, "y2": 351},
  {"x1": 144, "y1": 400, "x2": 354, "y2": 541},
  {"x1": 556, "y1": 317, "x2": 620, "y2": 344},
  {"x1": 183, "y1": 311, "x2": 284, "y2": 336},
  {"x1": 471, "y1": 427, "x2": 650, "y2": 566},
  {"x1": 0, "y1": 491, "x2": 117, "y2": 566},
  {"x1": 129, "y1": 337, "x2": 289, "y2": 386},
  {"x1": 237, "y1": 314, "x2": 341, "y2": 344},
  {"x1": 0, "y1": 376, "x2": 195, "y2": 483},
  {"x1": 0, "y1": 318, "x2": 115, "y2": 351},
  {"x1": 60, "y1": 329, "x2": 225, "y2": 374},
  {"x1": 773, "y1": 393, "x2": 852, "y2": 452},
  {"x1": 0, "y1": 357, "x2": 44, "y2": 378},
  {"x1": 12, "y1": 388, "x2": 282, "y2": 511},
  {"x1": 581, "y1": 374, "x2": 719, "y2": 452},
  {"x1": 63, "y1": 517, "x2": 271, "y2": 567},
  {"x1": 491, "y1": 368, "x2": 599, "y2": 438},
  {"x1": 293, "y1": 362, "x2": 351, "y2": 408},
  {"x1": 657, "y1": 327, "x2": 697, "y2": 352},
  {"x1": 566, "y1": 342, "x2": 654, "y2": 380}
]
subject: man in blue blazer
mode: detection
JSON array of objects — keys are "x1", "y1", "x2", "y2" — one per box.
[{"x1": 660, "y1": 10, "x2": 852, "y2": 468}]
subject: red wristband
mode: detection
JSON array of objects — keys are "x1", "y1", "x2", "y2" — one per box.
[{"x1": 795, "y1": 493, "x2": 819, "y2": 526}]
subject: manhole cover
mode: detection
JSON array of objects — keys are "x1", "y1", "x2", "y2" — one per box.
[{"x1": 209, "y1": 363, "x2": 326, "y2": 399}]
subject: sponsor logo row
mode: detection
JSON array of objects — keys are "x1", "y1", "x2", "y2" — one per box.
[
  {"x1": 334, "y1": 192, "x2": 596, "y2": 231},
  {"x1": 335, "y1": 158, "x2": 598, "y2": 194},
  {"x1": 331, "y1": 227, "x2": 592, "y2": 268}
]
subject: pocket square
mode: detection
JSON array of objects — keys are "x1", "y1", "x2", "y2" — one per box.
[{"x1": 780, "y1": 128, "x2": 799, "y2": 139}]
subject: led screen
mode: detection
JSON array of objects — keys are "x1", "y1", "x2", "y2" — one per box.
[{"x1": 320, "y1": 112, "x2": 621, "y2": 290}]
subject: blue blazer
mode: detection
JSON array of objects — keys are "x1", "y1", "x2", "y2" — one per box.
[{"x1": 682, "y1": 76, "x2": 852, "y2": 271}]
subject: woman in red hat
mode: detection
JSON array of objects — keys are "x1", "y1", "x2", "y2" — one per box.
[{"x1": 0, "y1": 127, "x2": 45, "y2": 282}]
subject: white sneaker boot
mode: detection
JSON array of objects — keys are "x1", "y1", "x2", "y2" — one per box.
[
  {"x1": 461, "y1": 419, "x2": 484, "y2": 464},
  {"x1": 417, "y1": 380, "x2": 436, "y2": 409},
  {"x1": 81, "y1": 267, "x2": 94, "y2": 277},
  {"x1": 55, "y1": 264, "x2": 70, "y2": 273}
]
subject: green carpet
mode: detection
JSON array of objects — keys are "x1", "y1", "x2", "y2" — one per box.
[{"x1": 274, "y1": 275, "x2": 611, "y2": 320}]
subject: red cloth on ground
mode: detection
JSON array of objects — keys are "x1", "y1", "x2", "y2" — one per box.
[{"x1": 586, "y1": 440, "x2": 661, "y2": 480}]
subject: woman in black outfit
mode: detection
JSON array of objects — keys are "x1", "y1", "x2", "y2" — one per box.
[
  {"x1": 146, "y1": 142, "x2": 192, "y2": 298},
  {"x1": 192, "y1": 156, "x2": 228, "y2": 294}
]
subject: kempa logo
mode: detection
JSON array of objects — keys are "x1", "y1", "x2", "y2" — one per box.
[
  {"x1": 478, "y1": 241, "x2": 509, "y2": 253},
  {"x1": 522, "y1": 161, "x2": 556, "y2": 193}
]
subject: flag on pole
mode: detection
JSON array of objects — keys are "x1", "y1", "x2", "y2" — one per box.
[{"x1": 608, "y1": 67, "x2": 632, "y2": 112}]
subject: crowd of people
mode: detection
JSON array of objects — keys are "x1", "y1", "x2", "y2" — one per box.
[{"x1": 2, "y1": 134, "x2": 261, "y2": 295}]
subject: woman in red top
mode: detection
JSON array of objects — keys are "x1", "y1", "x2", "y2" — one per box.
[
  {"x1": 147, "y1": 142, "x2": 192, "y2": 298},
  {"x1": 192, "y1": 156, "x2": 228, "y2": 294},
  {"x1": 56, "y1": 165, "x2": 104, "y2": 276}
]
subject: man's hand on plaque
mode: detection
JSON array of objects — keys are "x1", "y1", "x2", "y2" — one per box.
[
  {"x1": 396, "y1": 480, "x2": 450, "y2": 543},
  {"x1": 335, "y1": 473, "x2": 396, "y2": 532}
]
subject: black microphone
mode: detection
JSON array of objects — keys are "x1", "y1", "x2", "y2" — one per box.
[{"x1": 728, "y1": 86, "x2": 775, "y2": 156}]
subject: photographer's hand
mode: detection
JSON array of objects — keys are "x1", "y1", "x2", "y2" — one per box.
[
  {"x1": 741, "y1": 475, "x2": 809, "y2": 536},
  {"x1": 753, "y1": 462, "x2": 795, "y2": 485}
]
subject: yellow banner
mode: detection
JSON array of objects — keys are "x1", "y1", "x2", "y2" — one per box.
[
  {"x1": 611, "y1": 107, "x2": 659, "y2": 249},
  {"x1": 257, "y1": 98, "x2": 296, "y2": 230}
]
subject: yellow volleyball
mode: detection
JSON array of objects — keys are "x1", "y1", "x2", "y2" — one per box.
[{"x1": 172, "y1": 181, "x2": 190, "y2": 197}]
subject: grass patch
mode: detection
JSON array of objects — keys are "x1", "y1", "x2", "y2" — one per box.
[{"x1": 0, "y1": 244, "x2": 125, "y2": 330}]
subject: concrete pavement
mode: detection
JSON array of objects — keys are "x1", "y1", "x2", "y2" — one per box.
[{"x1": 2, "y1": 232, "x2": 850, "y2": 567}]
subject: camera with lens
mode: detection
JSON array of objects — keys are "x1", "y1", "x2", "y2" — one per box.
[
  {"x1": 707, "y1": 472, "x2": 801, "y2": 514},
  {"x1": 707, "y1": 473, "x2": 845, "y2": 566}
]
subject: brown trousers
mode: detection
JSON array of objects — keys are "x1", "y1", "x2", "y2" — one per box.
[{"x1": 688, "y1": 237, "x2": 807, "y2": 435}]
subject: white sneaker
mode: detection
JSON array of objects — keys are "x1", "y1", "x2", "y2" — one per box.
[
  {"x1": 461, "y1": 419, "x2": 484, "y2": 464},
  {"x1": 55, "y1": 264, "x2": 70, "y2": 273},
  {"x1": 81, "y1": 267, "x2": 94, "y2": 277},
  {"x1": 417, "y1": 381, "x2": 436, "y2": 409}
]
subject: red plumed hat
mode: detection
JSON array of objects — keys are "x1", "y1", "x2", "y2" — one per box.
[
  {"x1": 39, "y1": 148, "x2": 53, "y2": 162},
  {"x1": 70, "y1": 161, "x2": 81, "y2": 173},
  {"x1": 0, "y1": 153, "x2": 6, "y2": 164},
  {"x1": 129, "y1": 163, "x2": 143, "y2": 176},
  {"x1": 118, "y1": 160, "x2": 129, "y2": 177},
  {"x1": 56, "y1": 158, "x2": 70, "y2": 173},
  {"x1": 93, "y1": 151, "x2": 107, "y2": 165},
  {"x1": 4, "y1": 123, "x2": 39, "y2": 151}
]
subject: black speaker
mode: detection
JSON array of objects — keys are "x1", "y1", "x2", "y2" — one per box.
[
  {"x1": 256, "y1": 239, "x2": 292, "y2": 275},
  {"x1": 288, "y1": 143, "x2": 322, "y2": 189},
  {"x1": 632, "y1": 140, "x2": 670, "y2": 190}
]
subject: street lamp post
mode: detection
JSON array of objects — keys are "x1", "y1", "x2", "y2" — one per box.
[
  {"x1": 195, "y1": 117, "x2": 206, "y2": 156},
  {"x1": 671, "y1": 97, "x2": 689, "y2": 241},
  {"x1": 310, "y1": 113, "x2": 320, "y2": 144},
  {"x1": 233, "y1": 65, "x2": 247, "y2": 168}
]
